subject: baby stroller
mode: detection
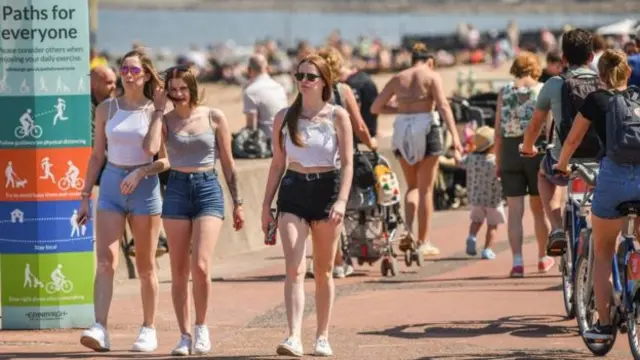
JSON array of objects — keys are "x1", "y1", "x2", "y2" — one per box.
[{"x1": 340, "y1": 150, "x2": 424, "y2": 277}]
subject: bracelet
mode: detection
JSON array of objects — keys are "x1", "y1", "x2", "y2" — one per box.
[{"x1": 81, "y1": 191, "x2": 91, "y2": 199}]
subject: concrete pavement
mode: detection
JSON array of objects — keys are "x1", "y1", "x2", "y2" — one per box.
[{"x1": 1, "y1": 207, "x2": 635, "y2": 359}]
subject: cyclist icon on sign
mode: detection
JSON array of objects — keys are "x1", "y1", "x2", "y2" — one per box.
[
  {"x1": 58, "y1": 161, "x2": 84, "y2": 191},
  {"x1": 46, "y1": 264, "x2": 73, "y2": 294},
  {"x1": 15, "y1": 109, "x2": 43, "y2": 139}
]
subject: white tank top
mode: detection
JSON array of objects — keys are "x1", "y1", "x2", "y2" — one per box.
[
  {"x1": 104, "y1": 98, "x2": 154, "y2": 166},
  {"x1": 284, "y1": 105, "x2": 339, "y2": 168}
]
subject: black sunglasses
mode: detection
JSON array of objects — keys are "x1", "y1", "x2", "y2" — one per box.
[{"x1": 294, "y1": 72, "x2": 321, "y2": 82}]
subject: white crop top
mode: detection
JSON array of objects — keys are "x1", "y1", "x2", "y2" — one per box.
[
  {"x1": 284, "y1": 105, "x2": 340, "y2": 168},
  {"x1": 104, "y1": 98, "x2": 154, "y2": 166}
]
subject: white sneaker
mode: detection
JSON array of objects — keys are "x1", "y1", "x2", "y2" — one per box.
[
  {"x1": 344, "y1": 264, "x2": 354, "y2": 277},
  {"x1": 314, "y1": 336, "x2": 333, "y2": 356},
  {"x1": 193, "y1": 325, "x2": 211, "y2": 355},
  {"x1": 171, "y1": 334, "x2": 192, "y2": 356},
  {"x1": 333, "y1": 266, "x2": 346, "y2": 279},
  {"x1": 131, "y1": 326, "x2": 158, "y2": 352},
  {"x1": 80, "y1": 323, "x2": 110, "y2": 352},
  {"x1": 276, "y1": 337, "x2": 303, "y2": 357}
]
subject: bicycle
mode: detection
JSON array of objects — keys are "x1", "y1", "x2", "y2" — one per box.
[
  {"x1": 576, "y1": 199, "x2": 640, "y2": 358},
  {"x1": 45, "y1": 279, "x2": 74, "y2": 294},
  {"x1": 58, "y1": 175, "x2": 85, "y2": 191},
  {"x1": 14, "y1": 123, "x2": 43, "y2": 139},
  {"x1": 555, "y1": 162, "x2": 598, "y2": 320}
]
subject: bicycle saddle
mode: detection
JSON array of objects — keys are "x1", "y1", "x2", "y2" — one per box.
[{"x1": 616, "y1": 201, "x2": 640, "y2": 216}]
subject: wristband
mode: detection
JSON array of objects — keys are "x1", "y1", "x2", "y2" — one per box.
[{"x1": 81, "y1": 191, "x2": 91, "y2": 199}]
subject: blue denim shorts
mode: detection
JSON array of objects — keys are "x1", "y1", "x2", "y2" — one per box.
[
  {"x1": 97, "y1": 163, "x2": 162, "y2": 215},
  {"x1": 592, "y1": 157, "x2": 640, "y2": 219},
  {"x1": 161, "y1": 170, "x2": 225, "y2": 220}
]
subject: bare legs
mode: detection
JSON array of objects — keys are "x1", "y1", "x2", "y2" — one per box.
[{"x1": 279, "y1": 213, "x2": 341, "y2": 340}]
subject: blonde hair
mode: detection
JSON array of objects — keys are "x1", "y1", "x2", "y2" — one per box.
[
  {"x1": 317, "y1": 47, "x2": 344, "y2": 83},
  {"x1": 598, "y1": 49, "x2": 631, "y2": 88},
  {"x1": 509, "y1": 51, "x2": 542, "y2": 80}
]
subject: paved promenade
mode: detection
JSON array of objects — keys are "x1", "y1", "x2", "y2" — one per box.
[{"x1": 1, "y1": 207, "x2": 635, "y2": 359}]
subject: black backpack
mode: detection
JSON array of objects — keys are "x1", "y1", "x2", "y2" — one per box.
[
  {"x1": 605, "y1": 87, "x2": 640, "y2": 164},
  {"x1": 553, "y1": 72, "x2": 603, "y2": 159}
]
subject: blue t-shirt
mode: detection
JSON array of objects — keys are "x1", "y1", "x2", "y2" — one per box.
[{"x1": 629, "y1": 54, "x2": 640, "y2": 87}]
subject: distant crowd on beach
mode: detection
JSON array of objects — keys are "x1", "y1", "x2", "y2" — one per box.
[{"x1": 89, "y1": 20, "x2": 637, "y2": 91}]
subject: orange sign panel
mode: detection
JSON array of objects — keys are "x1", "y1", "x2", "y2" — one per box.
[{"x1": 0, "y1": 147, "x2": 91, "y2": 202}]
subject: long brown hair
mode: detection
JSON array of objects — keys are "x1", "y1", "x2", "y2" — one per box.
[
  {"x1": 164, "y1": 65, "x2": 204, "y2": 108},
  {"x1": 282, "y1": 54, "x2": 333, "y2": 148},
  {"x1": 120, "y1": 50, "x2": 163, "y2": 101}
]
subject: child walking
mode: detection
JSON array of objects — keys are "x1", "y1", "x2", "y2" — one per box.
[{"x1": 461, "y1": 126, "x2": 505, "y2": 260}]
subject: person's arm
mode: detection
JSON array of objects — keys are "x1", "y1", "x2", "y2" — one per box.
[
  {"x1": 143, "y1": 87, "x2": 168, "y2": 155},
  {"x1": 522, "y1": 81, "x2": 553, "y2": 153},
  {"x1": 80, "y1": 101, "x2": 109, "y2": 198},
  {"x1": 493, "y1": 91, "x2": 504, "y2": 173},
  {"x1": 431, "y1": 72, "x2": 462, "y2": 152},
  {"x1": 370, "y1": 77, "x2": 398, "y2": 115},
  {"x1": 555, "y1": 113, "x2": 592, "y2": 171},
  {"x1": 334, "y1": 106, "x2": 354, "y2": 203},
  {"x1": 139, "y1": 142, "x2": 170, "y2": 176},
  {"x1": 243, "y1": 90, "x2": 259, "y2": 130},
  {"x1": 262, "y1": 108, "x2": 288, "y2": 210},
  {"x1": 341, "y1": 85, "x2": 376, "y2": 150},
  {"x1": 212, "y1": 108, "x2": 241, "y2": 206}
]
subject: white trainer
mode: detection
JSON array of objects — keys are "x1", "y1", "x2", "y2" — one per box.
[
  {"x1": 131, "y1": 326, "x2": 158, "y2": 352},
  {"x1": 276, "y1": 337, "x2": 303, "y2": 357},
  {"x1": 193, "y1": 325, "x2": 212, "y2": 355},
  {"x1": 314, "y1": 336, "x2": 333, "y2": 356},
  {"x1": 171, "y1": 333, "x2": 193, "y2": 356},
  {"x1": 80, "y1": 323, "x2": 110, "y2": 352}
]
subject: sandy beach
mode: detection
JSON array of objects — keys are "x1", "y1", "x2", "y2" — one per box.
[{"x1": 203, "y1": 61, "x2": 513, "y2": 136}]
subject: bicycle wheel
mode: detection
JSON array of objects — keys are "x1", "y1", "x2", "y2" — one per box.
[
  {"x1": 13, "y1": 127, "x2": 26, "y2": 139},
  {"x1": 61, "y1": 280, "x2": 73, "y2": 293},
  {"x1": 58, "y1": 178, "x2": 70, "y2": 191},
  {"x1": 44, "y1": 282, "x2": 56, "y2": 294},
  {"x1": 74, "y1": 178, "x2": 85, "y2": 190},
  {"x1": 31, "y1": 125, "x2": 43, "y2": 139},
  {"x1": 628, "y1": 298, "x2": 640, "y2": 359},
  {"x1": 575, "y1": 255, "x2": 617, "y2": 356},
  {"x1": 561, "y1": 225, "x2": 575, "y2": 319}
]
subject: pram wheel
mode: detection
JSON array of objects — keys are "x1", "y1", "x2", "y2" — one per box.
[
  {"x1": 381, "y1": 257, "x2": 398, "y2": 277},
  {"x1": 404, "y1": 250, "x2": 425, "y2": 267}
]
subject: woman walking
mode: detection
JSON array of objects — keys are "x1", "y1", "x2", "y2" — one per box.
[
  {"x1": 371, "y1": 43, "x2": 462, "y2": 256},
  {"x1": 143, "y1": 65, "x2": 244, "y2": 355},
  {"x1": 78, "y1": 50, "x2": 166, "y2": 352},
  {"x1": 261, "y1": 54, "x2": 354, "y2": 357}
]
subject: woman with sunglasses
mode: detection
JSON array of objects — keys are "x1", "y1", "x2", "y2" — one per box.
[
  {"x1": 371, "y1": 42, "x2": 463, "y2": 257},
  {"x1": 78, "y1": 50, "x2": 167, "y2": 352},
  {"x1": 261, "y1": 54, "x2": 354, "y2": 357},
  {"x1": 143, "y1": 65, "x2": 244, "y2": 355}
]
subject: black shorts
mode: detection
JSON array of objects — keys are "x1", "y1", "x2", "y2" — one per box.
[
  {"x1": 393, "y1": 126, "x2": 444, "y2": 159},
  {"x1": 277, "y1": 170, "x2": 340, "y2": 223},
  {"x1": 500, "y1": 136, "x2": 543, "y2": 197}
]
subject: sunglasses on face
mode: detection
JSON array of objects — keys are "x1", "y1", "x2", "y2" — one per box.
[
  {"x1": 294, "y1": 72, "x2": 321, "y2": 82},
  {"x1": 120, "y1": 66, "x2": 142, "y2": 75}
]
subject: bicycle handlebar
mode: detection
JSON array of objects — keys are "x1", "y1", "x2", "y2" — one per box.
[{"x1": 570, "y1": 163, "x2": 598, "y2": 187}]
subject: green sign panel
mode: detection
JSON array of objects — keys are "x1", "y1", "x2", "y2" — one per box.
[
  {"x1": 0, "y1": 252, "x2": 94, "y2": 329},
  {"x1": 0, "y1": 95, "x2": 91, "y2": 149},
  {"x1": 0, "y1": 0, "x2": 94, "y2": 330}
]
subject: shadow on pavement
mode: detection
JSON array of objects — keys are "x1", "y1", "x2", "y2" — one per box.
[
  {"x1": 415, "y1": 348, "x2": 586, "y2": 359},
  {"x1": 0, "y1": 352, "x2": 277, "y2": 359},
  {"x1": 369, "y1": 273, "x2": 558, "y2": 285},
  {"x1": 360, "y1": 315, "x2": 578, "y2": 340}
]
